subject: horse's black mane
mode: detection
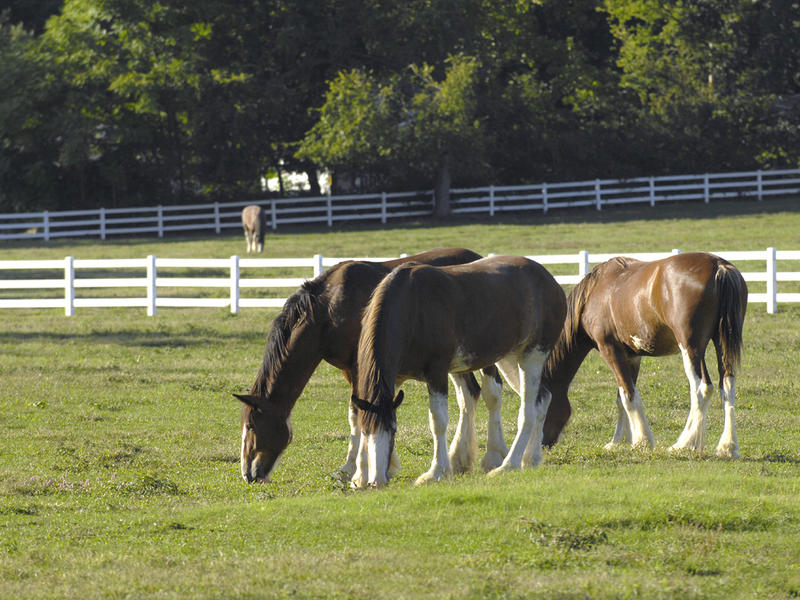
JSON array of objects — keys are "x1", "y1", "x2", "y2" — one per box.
[{"x1": 250, "y1": 278, "x2": 323, "y2": 397}]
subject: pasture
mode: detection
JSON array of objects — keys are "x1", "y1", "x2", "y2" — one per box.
[{"x1": 2, "y1": 199, "x2": 800, "y2": 599}]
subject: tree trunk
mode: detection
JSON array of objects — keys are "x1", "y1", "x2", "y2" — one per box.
[
  {"x1": 305, "y1": 166, "x2": 321, "y2": 196},
  {"x1": 434, "y1": 154, "x2": 451, "y2": 218}
]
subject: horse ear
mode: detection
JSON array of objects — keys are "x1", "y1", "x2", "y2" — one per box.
[
  {"x1": 234, "y1": 393, "x2": 263, "y2": 411},
  {"x1": 392, "y1": 390, "x2": 404, "y2": 409},
  {"x1": 350, "y1": 395, "x2": 373, "y2": 413}
]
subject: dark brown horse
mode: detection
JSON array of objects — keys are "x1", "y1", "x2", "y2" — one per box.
[
  {"x1": 351, "y1": 255, "x2": 566, "y2": 487},
  {"x1": 234, "y1": 248, "x2": 507, "y2": 483},
  {"x1": 541, "y1": 252, "x2": 747, "y2": 457},
  {"x1": 241, "y1": 205, "x2": 265, "y2": 253}
]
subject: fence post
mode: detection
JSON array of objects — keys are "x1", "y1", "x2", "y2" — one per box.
[
  {"x1": 489, "y1": 185, "x2": 495, "y2": 217},
  {"x1": 100, "y1": 207, "x2": 106, "y2": 240},
  {"x1": 766, "y1": 246, "x2": 777, "y2": 314},
  {"x1": 578, "y1": 250, "x2": 590, "y2": 278},
  {"x1": 313, "y1": 254, "x2": 324, "y2": 278},
  {"x1": 64, "y1": 256, "x2": 75, "y2": 317},
  {"x1": 271, "y1": 201, "x2": 278, "y2": 231},
  {"x1": 542, "y1": 183, "x2": 548, "y2": 214},
  {"x1": 146, "y1": 254, "x2": 157, "y2": 317},
  {"x1": 595, "y1": 179, "x2": 602, "y2": 210},
  {"x1": 214, "y1": 202, "x2": 221, "y2": 234},
  {"x1": 44, "y1": 211, "x2": 50, "y2": 242},
  {"x1": 381, "y1": 192, "x2": 387, "y2": 224},
  {"x1": 704, "y1": 174, "x2": 710, "y2": 204},
  {"x1": 328, "y1": 195, "x2": 334, "y2": 227},
  {"x1": 757, "y1": 170, "x2": 763, "y2": 201},
  {"x1": 649, "y1": 177, "x2": 655, "y2": 207},
  {"x1": 157, "y1": 206, "x2": 164, "y2": 238},
  {"x1": 230, "y1": 255, "x2": 240, "y2": 314}
]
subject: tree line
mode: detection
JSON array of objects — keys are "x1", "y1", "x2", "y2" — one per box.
[{"x1": 1, "y1": 0, "x2": 798, "y2": 214}]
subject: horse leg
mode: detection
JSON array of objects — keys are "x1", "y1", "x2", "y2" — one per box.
[
  {"x1": 669, "y1": 344, "x2": 714, "y2": 454},
  {"x1": 480, "y1": 367, "x2": 508, "y2": 471},
  {"x1": 339, "y1": 401, "x2": 361, "y2": 479},
  {"x1": 600, "y1": 345, "x2": 654, "y2": 449},
  {"x1": 488, "y1": 348, "x2": 549, "y2": 475},
  {"x1": 416, "y1": 379, "x2": 452, "y2": 485},
  {"x1": 448, "y1": 373, "x2": 478, "y2": 474},
  {"x1": 604, "y1": 389, "x2": 633, "y2": 450},
  {"x1": 350, "y1": 430, "x2": 370, "y2": 489},
  {"x1": 714, "y1": 340, "x2": 739, "y2": 458},
  {"x1": 604, "y1": 356, "x2": 639, "y2": 449}
]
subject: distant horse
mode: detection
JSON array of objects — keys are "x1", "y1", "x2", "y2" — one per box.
[
  {"x1": 351, "y1": 255, "x2": 566, "y2": 487},
  {"x1": 241, "y1": 205, "x2": 265, "y2": 253},
  {"x1": 234, "y1": 248, "x2": 508, "y2": 483},
  {"x1": 541, "y1": 252, "x2": 747, "y2": 458}
]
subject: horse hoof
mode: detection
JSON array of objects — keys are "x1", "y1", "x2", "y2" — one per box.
[
  {"x1": 487, "y1": 463, "x2": 517, "y2": 477},
  {"x1": 480, "y1": 451, "x2": 505, "y2": 472},
  {"x1": 715, "y1": 445, "x2": 739, "y2": 459},
  {"x1": 414, "y1": 469, "x2": 448, "y2": 486}
]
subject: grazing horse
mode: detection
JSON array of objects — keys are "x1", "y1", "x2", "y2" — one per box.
[
  {"x1": 351, "y1": 255, "x2": 566, "y2": 488},
  {"x1": 241, "y1": 205, "x2": 265, "y2": 253},
  {"x1": 234, "y1": 248, "x2": 508, "y2": 483},
  {"x1": 541, "y1": 252, "x2": 747, "y2": 458}
]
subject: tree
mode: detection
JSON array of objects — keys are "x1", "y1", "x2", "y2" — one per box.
[{"x1": 298, "y1": 55, "x2": 488, "y2": 215}]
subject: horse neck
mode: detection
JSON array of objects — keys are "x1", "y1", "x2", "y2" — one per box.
[
  {"x1": 544, "y1": 329, "x2": 593, "y2": 390},
  {"x1": 252, "y1": 312, "x2": 325, "y2": 415}
]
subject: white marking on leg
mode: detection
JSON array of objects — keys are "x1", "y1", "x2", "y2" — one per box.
[
  {"x1": 350, "y1": 431, "x2": 369, "y2": 489},
  {"x1": 339, "y1": 403, "x2": 361, "y2": 478},
  {"x1": 480, "y1": 370, "x2": 507, "y2": 471},
  {"x1": 619, "y1": 386, "x2": 655, "y2": 449},
  {"x1": 716, "y1": 375, "x2": 739, "y2": 458},
  {"x1": 415, "y1": 391, "x2": 451, "y2": 485},
  {"x1": 448, "y1": 375, "x2": 478, "y2": 474},
  {"x1": 522, "y1": 386, "x2": 551, "y2": 467},
  {"x1": 367, "y1": 429, "x2": 392, "y2": 487},
  {"x1": 604, "y1": 390, "x2": 633, "y2": 450},
  {"x1": 670, "y1": 345, "x2": 712, "y2": 453},
  {"x1": 489, "y1": 348, "x2": 548, "y2": 475}
]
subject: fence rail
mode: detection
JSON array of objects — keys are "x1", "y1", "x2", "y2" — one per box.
[
  {"x1": 1, "y1": 169, "x2": 798, "y2": 241},
  {"x1": 1, "y1": 248, "x2": 798, "y2": 316}
]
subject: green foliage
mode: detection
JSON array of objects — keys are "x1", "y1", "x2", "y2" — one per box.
[{"x1": 1, "y1": 0, "x2": 798, "y2": 212}]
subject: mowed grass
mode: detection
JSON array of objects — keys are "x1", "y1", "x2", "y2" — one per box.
[{"x1": 2, "y1": 198, "x2": 800, "y2": 599}]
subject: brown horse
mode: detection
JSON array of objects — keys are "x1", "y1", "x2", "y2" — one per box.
[
  {"x1": 541, "y1": 252, "x2": 747, "y2": 458},
  {"x1": 351, "y1": 255, "x2": 567, "y2": 487},
  {"x1": 241, "y1": 205, "x2": 265, "y2": 253},
  {"x1": 234, "y1": 248, "x2": 507, "y2": 483}
]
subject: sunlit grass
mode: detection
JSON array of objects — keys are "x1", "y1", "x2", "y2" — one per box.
[{"x1": 1, "y1": 200, "x2": 800, "y2": 599}]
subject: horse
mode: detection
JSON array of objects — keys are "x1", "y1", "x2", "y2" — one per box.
[
  {"x1": 351, "y1": 255, "x2": 567, "y2": 488},
  {"x1": 540, "y1": 252, "x2": 747, "y2": 458},
  {"x1": 233, "y1": 248, "x2": 509, "y2": 483},
  {"x1": 241, "y1": 205, "x2": 265, "y2": 253}
]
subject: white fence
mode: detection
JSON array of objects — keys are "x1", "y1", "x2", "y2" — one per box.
[
  {"x1": 1, "y1": 169, "x2": 798, "y2": 241},
  {"x1": 1, "y1": 249, "x2": 798, "y2": 316}
]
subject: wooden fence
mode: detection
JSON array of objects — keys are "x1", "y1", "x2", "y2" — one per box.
[
  {"x1": 1, "y1": 249, "x2": 798, "y2": 316},
  {"x1": 1, "y1": 169, "x2": 798, "y2": 241}
]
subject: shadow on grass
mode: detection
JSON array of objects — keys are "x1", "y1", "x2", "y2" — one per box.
[{"x1": 3, "y1": 196, "x2": 799, "y2": 252}]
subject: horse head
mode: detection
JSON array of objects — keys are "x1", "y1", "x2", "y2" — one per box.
[
  {"x1": 234, "y1": 393, "x2": 293, "y2": 483},
  {"x1": 541, "y1": 380, "x2": 571, "y2": 448}
]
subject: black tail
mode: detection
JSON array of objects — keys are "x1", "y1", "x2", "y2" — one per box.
[{"x1": 715, "y1": 264, "x2": 747, "y2": 375}]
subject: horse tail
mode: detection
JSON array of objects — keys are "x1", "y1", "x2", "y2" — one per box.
[{"x1": 715, "y1": 263, "x2": 747, "y2": 374}]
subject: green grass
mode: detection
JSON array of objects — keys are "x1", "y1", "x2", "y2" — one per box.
[{"x1": 2, "y1": 197, "x2": 800, "y2": 599}]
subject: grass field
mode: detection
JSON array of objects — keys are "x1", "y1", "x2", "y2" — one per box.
[{"x1": 2, "y1": 198, "x2": 800, "y2": 599}]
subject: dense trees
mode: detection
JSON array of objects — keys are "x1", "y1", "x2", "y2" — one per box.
[{"x1": 0, "y1": 0, "x2": 797, "y2": 213}]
